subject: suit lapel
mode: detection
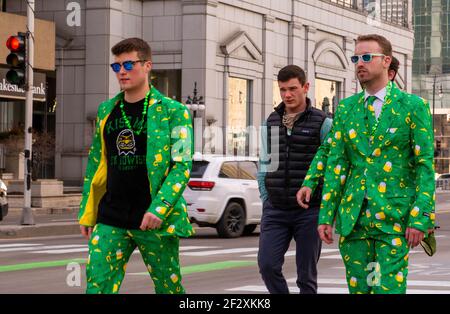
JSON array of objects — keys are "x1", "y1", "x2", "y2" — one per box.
[{"x1": 343, "y1": 92, "x2": 371, "y2": 157}]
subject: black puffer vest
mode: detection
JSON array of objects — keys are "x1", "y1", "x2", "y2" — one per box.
[{"x1": 265, "y1": 99, "x2": 326, "y2": 210}]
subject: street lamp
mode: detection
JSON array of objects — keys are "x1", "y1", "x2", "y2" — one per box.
[
  {"x1": 432, "y1": 74, "x2": 439, "y2": 131},
  {"x1": 185, "y1": 81, "x2": 205, "y2": 120},
  {"x1": 186, "y1": 82, "x2": 205, "y2": 153},
  {"x1": 432, "y1": 74, "x2": 444, "y2": 172}
]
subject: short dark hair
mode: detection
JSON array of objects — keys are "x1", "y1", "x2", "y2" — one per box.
[
  {"x1": 389, "y1": 56, "x2": 399, "y2": 77},
  {"x1": 277, "y1": 65, "x2": 307, "y2": 85},
  {"x1": 111, "y1": 38, "x2": 152, "y2": 61},
  {"x1": 356, "y1": 34, "x2": 392, "y2": 57}
]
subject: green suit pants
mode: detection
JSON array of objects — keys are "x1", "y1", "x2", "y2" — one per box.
[{"x1": 86, "y1": 223, "x2": 184, "y2": 294}]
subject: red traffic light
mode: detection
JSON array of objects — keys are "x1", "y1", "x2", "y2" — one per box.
[{"x1": 6, "y1": 35, "x2": 25, "y2": 52}]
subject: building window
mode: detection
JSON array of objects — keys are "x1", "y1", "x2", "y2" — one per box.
[
  {"x1": 150, "y1": 70, "x2": 181, "y2": 101},
  {"x1": 328, "y1": 0, "x2": 357, "y2": 9},
  {"x1": 227, "y1": 77, "x2": 250, "y2": 156},
  {"x1": 315, "y1": 78, "x2": 339, "y2": 116},
  {"x1": 324, "y1": 0, "x2": 409, "y2": 27},
  {"x1": 273, "y1": 80, "x2": 282, "y2": 108},
  {"x1": 0, "y1": 99, "x2": 24, "y2": 133}
]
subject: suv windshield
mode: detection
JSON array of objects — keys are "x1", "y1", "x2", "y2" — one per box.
[{"x1": 191, "y1": 161, "x2": 210, "y2": 178}]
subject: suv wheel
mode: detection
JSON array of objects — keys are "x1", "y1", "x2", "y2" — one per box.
[
  {"x1": 216, "y1": 202, "x2": 245, "y2": 238},
  {"x1": 243, "y1": 224, "x2": 257, "y2": 236}
]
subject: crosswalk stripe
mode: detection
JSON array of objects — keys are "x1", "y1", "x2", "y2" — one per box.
[
  {"x1": 32, "y1": 248, "x2": 89, "y2": 254},
  {"x1": 226, "y1": 284, "x2": 450, "y2": 294},
  {"x1": 241, "y1": 248, "x2": 340, "y2": 258},
  {"x1": 321, "y1": 249, "x2": 340, "y2": 253},
  {"x1": 287, "y1": 277, "x2": 450, "y2": 287},
  {"x1": 320, "y1": 254, "x2": 342, "y2": 259},
  {"x1": 31, "y1": 245, "x2": 219, "y2": 255},
  {"x1": 181, "y1": 248, "x2": 259, "y2": 257},
  {"x1": 0, "y1": 243, "x2": 43, "y2": 249},
  {"x1": 226, "y1": 285, "x2": 348, "y2": 293},
  {"x1": 180, "y1": 246, "x2": 220, "y2": 251},
  {"x1": 241, "y1": 250, "x2": 293, "y2": 258},
  {"x1": 1, "y1": 245, "x2": 86, "y2": 253},
  {"x1": 129, "y1": 245, "x2": 221, "y2": 256}
]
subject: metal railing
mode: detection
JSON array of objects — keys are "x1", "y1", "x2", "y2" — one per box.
[{"x1": 323, "y1": 0, "x2": 409, "y2": 28}]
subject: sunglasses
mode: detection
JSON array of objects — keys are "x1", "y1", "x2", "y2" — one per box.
[
  {"x1": 110, "y1": 60, "x2": 147, "y2": 72},
  {"x1": 350, "y1": 53, "x2": 385, "y2": 64}
]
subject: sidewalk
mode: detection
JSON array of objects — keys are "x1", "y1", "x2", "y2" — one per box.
[{"x1": 0, "y1": 207, "x2": 80, "y2": 239}]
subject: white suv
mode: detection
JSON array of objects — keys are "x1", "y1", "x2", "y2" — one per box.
[
  {"x1": 0, "y1": 179, "x2": 8, "y2": 221},
  {"x1": 184, "y1": 154, "x2": 262, "y2": 238}
]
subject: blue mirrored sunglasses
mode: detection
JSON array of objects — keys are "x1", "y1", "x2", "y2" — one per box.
[
  {"x1": 350, "y1": 53, "x2": 385, "y2": 64},
  {"x1": 110, "y1": 60, "x2": 147, "y2": 72}
]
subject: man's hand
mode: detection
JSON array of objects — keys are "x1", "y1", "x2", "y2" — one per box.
[
  {"x1": 318, "y1": 224, "x2": 334, "y2": 244},
  {"x1": 140, "y1": 212, "x2": 163, "y2": 231},
  {"x1": 80, "y1": 225, "x2": 93, "y2": 240},
  {"x1": 297, "y1": 187, "x2": 312, "y2": 209},
  {"x1": 405, "y1": 227, "x2": 425, "y2": 248}
]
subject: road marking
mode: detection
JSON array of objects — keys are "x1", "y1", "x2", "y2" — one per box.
[
  {"x1": 181, "y1": 248, "x2": 259, "y2": 257},
  {"x1": 1, "y1": 244, "x2": 219, "y2": 255},
  {"x1": 0, "y1": 244, "x2": 87, "y2": 253},
  {"x1": 227, "y1": 280, "x2": 450, "y2": 294},
  {"x1": 180, "y1": 246, "x2": 220, "y2": 251},
  {"x1": 129, "y1": 260, "x2": 257, "y2": 276},
  {"x1": 240, "y1": 250, "x2": 294, "y2": 258},
  {"x1": 241, "y1": 248, "x2": 340, "y2": 258},
  {"x1": 32, "y1": 248, "x2": 89, "y2": 254},
  {"x1": 0, "y1": 258, "x2": 255, "y2": 274},
  {"x1": 286, "y1": 277, "x2": 450, "y2": 287},
  {"x1": 0, "y1": 243, "x2": 43, "y2": 249},
  {"x1": 320, "y1": 254, "x2": 342, "y2": 259},
  {"x1": 32, "y1": 245, "x2": 219, "y2": 255},
  {"x1": 226, "y1": 285, "x2": 349, "y2": 294},
  {"x1": 0, "y1": 258, "x2": 86, "y2": 273}
]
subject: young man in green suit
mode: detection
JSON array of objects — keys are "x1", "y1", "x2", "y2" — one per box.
[
  {"x1": 78, "y1": 38, "x2": 194, "y2": 294},
  {"x1": 298, "y1": 34, "x2": 435, "y2": 294}
]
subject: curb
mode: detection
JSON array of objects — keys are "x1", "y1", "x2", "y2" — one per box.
[
  {"x1": 7, "y1": 207, "x2": 79, "y2": 215},
  {"x1": 0, "y1": 222, "x2": 80, "y2": 239}
]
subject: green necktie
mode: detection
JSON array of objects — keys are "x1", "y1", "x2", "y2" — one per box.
[{"x1": 365, "y1": 95, "x2": 377, "y2": 136}]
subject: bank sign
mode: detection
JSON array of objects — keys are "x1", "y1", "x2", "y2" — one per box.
[{"x1": 0, "y1": 68, "x2": 46, "y2": 102}]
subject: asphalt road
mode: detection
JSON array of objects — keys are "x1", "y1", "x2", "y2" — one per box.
[{"x1": 0, "y1": 194, "x2": 449, "y2": 294}]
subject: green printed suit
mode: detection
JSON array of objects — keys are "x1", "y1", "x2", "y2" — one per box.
[
  {"x1": 303, "y1": 82, "x2": 435, "y2": 293},
  {"x1": 78, "y1": 85, "x2": 194, "y2": 294}
]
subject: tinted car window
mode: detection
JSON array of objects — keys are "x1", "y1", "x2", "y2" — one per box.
[
  {"x1": 219, "y1": 162, "x2": 240, "y2": 179},
  {"x1": 239, "y1": 161, "x2": 257, "y2": 180},
  {"x1": 191, "y1": 161, "x2": 209, "y2": 178}
]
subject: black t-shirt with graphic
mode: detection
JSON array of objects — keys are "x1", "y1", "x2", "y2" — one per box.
[{"x1": 97, "y1": 98, "x2": 151, "y2": 230}]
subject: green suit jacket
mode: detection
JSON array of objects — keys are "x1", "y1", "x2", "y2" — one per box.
[
  {"x1": 314, "y1": 83, "x2": 435, "y2": 237},
  {"x1": 78, "y1": 86, "x2": 195, "y2": 238}
]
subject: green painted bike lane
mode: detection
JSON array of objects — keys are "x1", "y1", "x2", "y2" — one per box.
[{"x1": 0, "y1": 259, "x2": 256, "y2": 275}]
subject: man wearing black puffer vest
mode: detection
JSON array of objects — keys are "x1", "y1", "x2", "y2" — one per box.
[{"x1": 257, "y1": 65, "x2": 332, "y2": 294}]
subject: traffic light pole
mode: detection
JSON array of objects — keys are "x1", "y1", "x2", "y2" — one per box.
[{"x1": 20, "y1": 0, "x2": 35, "y2": 225}]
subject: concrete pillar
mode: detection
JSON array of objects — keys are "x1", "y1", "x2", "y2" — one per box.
[
  {"x1": 262, "y1": 14, "x2": 275, "y2": 121},
  {"x1": 304, "y1": 25, "x2": 317, "y2": 106}
]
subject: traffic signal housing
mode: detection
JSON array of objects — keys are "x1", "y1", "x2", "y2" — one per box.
[{"x1": 5, "y1": 32, "x2": 26, "y2": 88}]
